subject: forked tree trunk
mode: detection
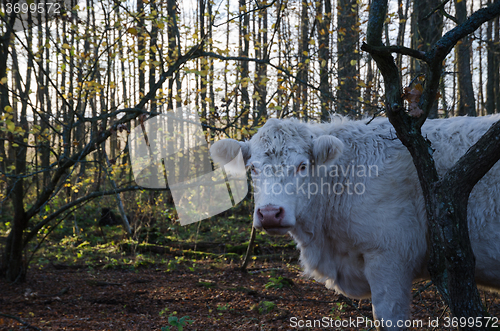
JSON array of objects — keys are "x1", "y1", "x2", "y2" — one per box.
[{"x1": 363, "y1": 0, "x2": 500, "y2": 328}]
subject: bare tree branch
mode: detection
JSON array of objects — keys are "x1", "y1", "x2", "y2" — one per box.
[
  {"x1": 446, "y1": 120, "x2": 500, "y2": 195},
  {"x1": 25, "y1": 43, "x2": 204, "y2": 220},
  {"x1": 23, "y1": 185, "x2": 167, "y2": 246},
  {"x1": 422, "y1": 0, "x2": 456, "y2": 22},
  {"x1": 361, "y1": 44, "x2": 427, "y2": 62},
  {"x1": 213, "y1": 0, "x2": 278, "y2": 28},
  {"x1": 426, "y1": 1, "x2": 500, "y2": 64}
]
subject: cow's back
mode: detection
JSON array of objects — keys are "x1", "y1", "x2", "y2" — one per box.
[{"x1": 323, "y1": 115, "x2": 500, "y2": 290}]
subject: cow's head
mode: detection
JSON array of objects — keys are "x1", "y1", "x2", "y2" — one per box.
[{"x1": 210, "y1": 119, "x2": 344, "y2": 235}]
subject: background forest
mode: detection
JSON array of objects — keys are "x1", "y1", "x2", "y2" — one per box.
[
  {"x1": 1, "y1": 0, "x2": 500, "y2": 287},
  {"x1": 0, "y1": 0, "x2": 500, "y2": 329}
]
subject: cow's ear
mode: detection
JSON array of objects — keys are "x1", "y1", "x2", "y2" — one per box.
[
  {"x1": 210, "y1": 139, "x2": 250, "y2": 166},
  {"x1": 312, "y1": 135, "x2": 344, "y2": 165}
]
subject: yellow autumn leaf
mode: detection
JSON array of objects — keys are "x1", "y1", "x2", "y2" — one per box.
[
  {"x1": 62, "y1": 43, "x2": 70, "y2": 49},
  {"x1": 6, "y1": 120, "x2": 15, "y2": 132},
  {"x1": 127, "y1": 27, "x2": 138, "y2": 35}
]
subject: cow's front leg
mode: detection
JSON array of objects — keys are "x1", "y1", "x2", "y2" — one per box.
[{"x1": 365, "y1": 261, "x2": 414, "y2": 330}]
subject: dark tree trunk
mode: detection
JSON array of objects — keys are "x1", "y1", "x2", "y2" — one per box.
[
  {"x1": 364, "y1": 55, "x2": 374, "y2": 113},
  {"x1": 485, "y1": 6, "x2": 496, "y2": 115},
  {"x1": 3, "y1": 71, "x2": 29, "y2": 281},
  {"x1": 208, "y1": 0, "x2": 216, "y2": 140},
  {"x1": 167, "y1": 0, "x2": 177, "y2": 114},
  {"x1": 396, "y1": 0, "x2": 410, "y2": 71},
  {"x1": 254, "y1": 5, "x2": 268, "y2": 124},
  {"x1": 137, "y1": 0, "x2": 145, "y2": 101},
  {"x1": 1, "y1": 11, "x2": 30, "y2": 282},
  {"x1": 318, "y1": 0, "x2": 332, "y2": 121},
  {"x1": 337, "y1": 0, "x2": 359, "y2": 115},
  {"x1": 412, "y1": 0, "x2": 443, "y2": 118},
  {"x1": 0, "y1": 13, "x2": 14, "y2": 194},
  {"x1": 4, "y1": 54, "x2": 30, "y2": 283},
  {"x1": 295, "y1": 0, "x2": 309, "y2": 119},
  {"x1": 494, "y1": 16, "x2": 500, "y2": 114},
  {"x1": 150, "y1": 1, "x2": 158, "y2": 111},
  {"x1": 427, "y1": 179, "x2": 486, "y2": 324},
  {"x1": 455, "y1": 0, "x2": 476, "y2": 117},
  {"x1": 239, "y1": 0, "x2": 250, "y2": 128}
]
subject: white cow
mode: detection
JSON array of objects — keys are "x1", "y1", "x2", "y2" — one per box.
[{"x1": 210, "y1": 115, "x2": 500, "y2": 330}]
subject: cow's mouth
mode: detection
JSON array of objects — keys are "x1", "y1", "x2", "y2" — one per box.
[{"x1": 262, "y1": 226, "x2": 291, "y2": 235}]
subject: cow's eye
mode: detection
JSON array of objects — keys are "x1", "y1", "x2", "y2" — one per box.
[{"x1": 297, "y1": 162, "x2": 307, "y2": 173}]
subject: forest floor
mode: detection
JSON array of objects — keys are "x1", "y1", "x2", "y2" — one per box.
[
  {"x1": 2, "y1": 255, "x2": 500, "y2": 330},
  {"x1": 1, "y1": 215, "x2": 500, "y2": 330}
]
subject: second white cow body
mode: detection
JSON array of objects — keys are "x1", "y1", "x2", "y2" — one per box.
[{"x1": 210, "y1": 115, "x2": 500, "y2": 330}]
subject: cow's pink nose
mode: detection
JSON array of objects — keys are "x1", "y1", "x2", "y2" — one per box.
[{"x1": 257, "y1": 205, "x2": 285, "y2": 228}]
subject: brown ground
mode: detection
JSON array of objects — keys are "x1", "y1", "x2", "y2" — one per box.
[{"x1": 1, "y1": 260, "x2": 500, "y2": 331}]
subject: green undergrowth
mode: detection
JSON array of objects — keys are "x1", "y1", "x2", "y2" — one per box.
[{"x1": 24, "y1": 208, "x2": 297, "y2": 271}]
